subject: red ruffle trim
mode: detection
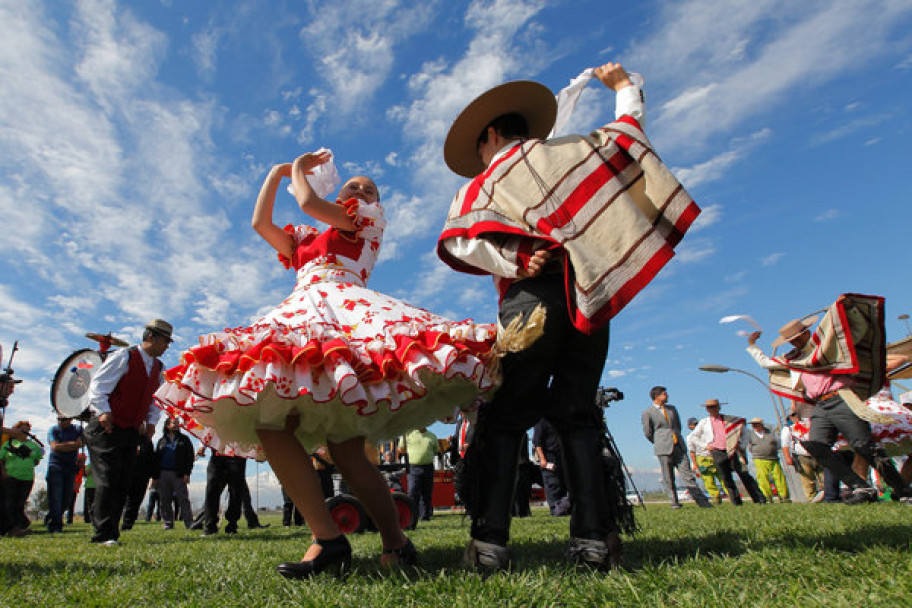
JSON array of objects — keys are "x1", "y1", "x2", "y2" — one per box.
[{"x1": 165, "y1": 329, "x2": 494, "y2": 389}]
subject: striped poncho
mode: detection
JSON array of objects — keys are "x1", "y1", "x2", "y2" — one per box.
[{"x1": 437, "y1": 115, "x2": 700, "y2": 334}]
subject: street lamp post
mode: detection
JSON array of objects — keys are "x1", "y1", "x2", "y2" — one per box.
[
  {"x1": 899, "y1": 314, "x2": 911, "y2": 337},
  {"x1": 698, "y1": 364, "x2": 786, "y2": 428}
]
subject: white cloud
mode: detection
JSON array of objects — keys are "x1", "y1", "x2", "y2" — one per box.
[
  {"x1": 191, "y1": 28, "x2": 221, "y2": 78},
  {"x1": 296, "y1": 0, "x2": 441, "y2": 125},
  {"x1": 689, "y1": 203, "x2": 722, "y2": 233},
  {"x1": 761, "y1": 252, "x2": 785, "y2": 266},
  {"x1": 814, "y1": 209, "x2": 840, "y2": 222},
  {"x1": 675, "y1": 239, "x2": 716, "y2": 264},
  {"x1": 809, "y1": 112, "x2": 890, "y2": 146},
  {"x1": 673, "y1": 128, "x2": 770, "y2": 188},
  {"x1": 624, "y1": 1, "x2": 912, "y2": 155}
]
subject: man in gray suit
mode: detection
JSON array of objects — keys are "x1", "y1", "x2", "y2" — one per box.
[{"x1": 642, "y1": 386, "x2": 711, "y2": 509}]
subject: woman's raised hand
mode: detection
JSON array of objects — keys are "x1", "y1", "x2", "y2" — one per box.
[{"x1": 292, "y1": 150, "x2": 332, "y2": 176}]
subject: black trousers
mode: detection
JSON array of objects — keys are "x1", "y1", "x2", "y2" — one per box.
[
  {"x1": 540, "y1": 449, "x2": 569, "y2": 514},
  {"x1": 83, "y1": 487, "x2": 96, "y2": 524},
  {"x1": 282, "y1": 487, "x2": 304, "y2": 526},
  {"x1": 407, "y1": 464, "x2": 435, "y2": 521},
  {"x1": 710, "y1": 449, "x2": 766, "y2": 505},
  {"x1": 84, "y1": 419, "x2": 140, "y2": 542},
  {"x1": 122, "y1": 469, "x2": 152, "y2": 527},
  {"x1": 823, "y1": 450, "x2": 856, "y2": 502},
  {"x1": 1, "y1": 477, "x2": 33, "y2": 531},
  {"x1": 470, "y1": 274, "x2": 613, "y2": 546},
  {"x1": 204, "y1": 455, "x2": 247, "y2": 532}
]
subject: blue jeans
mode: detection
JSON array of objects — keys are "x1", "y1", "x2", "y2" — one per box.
[{"x1": 46, "y1": 466, "x2": 76, "y2": 532}]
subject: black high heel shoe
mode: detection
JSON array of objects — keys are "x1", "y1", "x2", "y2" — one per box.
[
  {"x1": 277, "y1": 535, "x2": 352, "y2": 579},
  {"x1": 381, "y1": 537, "x2": 418, "y2": 567}
]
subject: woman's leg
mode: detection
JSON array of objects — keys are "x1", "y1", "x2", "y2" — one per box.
[
  {"x1": 328, "y1": 437, "x2": 407, "y2": 553},
  {"x1": 258, "y1": 419, "x2": 340, "y2": 561}
]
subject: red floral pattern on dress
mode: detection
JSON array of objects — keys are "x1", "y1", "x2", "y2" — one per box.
[{"x1": 155, "y1": 198, "x2": 497, "y2": 458}]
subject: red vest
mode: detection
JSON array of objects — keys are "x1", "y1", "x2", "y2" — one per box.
[{"x1": 109, "y1": 347, "x2": 162, "y2": 430}]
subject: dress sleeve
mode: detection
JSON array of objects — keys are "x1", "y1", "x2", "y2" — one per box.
[
  {"x1": 339, "y1": 198, "x2": 385, "y2": 244},
  {"x1": 277, "y1": 223, "x2": 319, "y2": 269}
]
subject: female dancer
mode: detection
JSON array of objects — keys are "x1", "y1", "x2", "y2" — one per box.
[{"x1": 156, "y1": 151, "x2": 496, "y2": 577}]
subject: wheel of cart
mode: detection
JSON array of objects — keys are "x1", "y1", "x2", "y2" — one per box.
[
  {"x1": 325, "y1": 494, "x2": 367, "y2": 534},
  {"x1": 356, "y1": 490, "x2": 416, "y2": 533},
  {"x1": 391, "y1": 491, "x2": 417, "y2": 530}
]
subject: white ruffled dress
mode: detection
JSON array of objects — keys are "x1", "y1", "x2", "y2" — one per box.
[{"x1": 154, "y1": 198, "x2": 496, "y2": 459}]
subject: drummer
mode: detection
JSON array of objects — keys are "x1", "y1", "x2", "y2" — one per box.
[{"x1": 45, "y1": 415, "x2": 85, "y2": 533}]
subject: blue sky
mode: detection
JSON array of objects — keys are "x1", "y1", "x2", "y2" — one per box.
[{"x1": 2, "y1": 0, "x2": 912, "y2": 505}]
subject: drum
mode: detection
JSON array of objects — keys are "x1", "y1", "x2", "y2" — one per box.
[{"x1": 51, "y1": 349, "x2": 104, "y2": 420}]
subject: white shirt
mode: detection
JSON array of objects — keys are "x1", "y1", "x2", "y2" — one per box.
[
  {"x1": 686, "y1": 429, "x2": 710, "y2": 457},
  {"x1": 88, "y1": 346, "x2": 162, "y2": 425},
  {"x1": 689, "y1": 416, "x2": 749, "y2": 454},
  {"x1": 780, "y1": 425, "x2": 809, "y2": 457}
]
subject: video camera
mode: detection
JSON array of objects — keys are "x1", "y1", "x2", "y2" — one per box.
[
  {"x1": 595, "y1": 386, "x2": 624, "y2": 408},
  {"x1": 0, "y1": 341, "x2": 22, "y2": 409},
  {"x1": 7, "y1": 441, "x2": 31, "y2": 459}
]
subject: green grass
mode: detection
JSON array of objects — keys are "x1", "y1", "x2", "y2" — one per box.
[{"x1": 2, "y1": 503, "x2": 911, "y2": 607}]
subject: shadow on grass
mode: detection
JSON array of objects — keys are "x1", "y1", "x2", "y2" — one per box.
[
  {"x1": 370, "y1": 521, "x2": 912, "y2": 576},
  {"x1": 622, "y1": 523, "x2": 912, "y2": 571}
]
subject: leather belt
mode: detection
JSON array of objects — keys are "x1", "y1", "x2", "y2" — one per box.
[{"x1": 814, "y1": 390, "x2": 840, "y2": 403}]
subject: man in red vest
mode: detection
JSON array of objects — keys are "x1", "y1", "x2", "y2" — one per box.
[{"x1": 86, "y1": 319, "x2": 172, "y2": 546}]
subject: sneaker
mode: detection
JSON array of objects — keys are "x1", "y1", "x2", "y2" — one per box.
[
  {"x1": 201, "y1": 530, "x2": 218, "y2": 537},
  {"x1": 249, "y1": 523, "x2": 271, "y2": 530},
  {"x1": 464, "y1": 539, "x2": 511, "y2": 573},
  {"x1": 843, "y1": 486, "x2": 879, "y2": 505},
  {"x1": 101, "y1": 539, "x2": 120, "y2": 547},
  {"x1": 811, "y1": 490, "x2": 825, "y2": 503}
]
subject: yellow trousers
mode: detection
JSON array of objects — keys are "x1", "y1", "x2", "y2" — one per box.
[{"x1": 754, "y1": 458, "x2": 790, "y2": 501}]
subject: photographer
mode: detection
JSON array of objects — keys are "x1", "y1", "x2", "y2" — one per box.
[{"x1": 0, "y1": 420, "x2": 44, "y2": 536}]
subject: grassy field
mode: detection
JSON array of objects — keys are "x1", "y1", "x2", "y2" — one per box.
[{"x1": 2, "y1": 502, "x2": 911, "y2": 607}]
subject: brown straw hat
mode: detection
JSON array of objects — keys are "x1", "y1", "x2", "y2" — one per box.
[
  {"x1": 145, "y1": 319, "x2": 174, "y2": 341},
  {"x1": 443, "y1": 80, "x2": 557, "y2": 178},
  {"x1": 703, "y1": 399, "x2": 721, "y2": 409},
  {"x1": 748, "y1": 417, "x2": 765, "y2": 425},
  {"x1": 771, "y1": 316, "x2": 818, "y2": 348}
]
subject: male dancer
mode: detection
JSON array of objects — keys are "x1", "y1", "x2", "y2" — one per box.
[{"x1": 439, "y1": 62, "x2": 699, "y2": 571}]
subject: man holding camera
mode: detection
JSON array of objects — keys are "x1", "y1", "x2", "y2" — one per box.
[
  {"x1": 0, "y1": 419, "x2": 44, "y2": 536},
  {"x1": 86, "y1": 319, "x2": 171, "y2": 545}
]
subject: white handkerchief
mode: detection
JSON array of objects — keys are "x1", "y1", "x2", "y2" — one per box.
[
  {"x1": 287, "y1": 147, "x2": 341, "y2": 200},
  {"x1": 719, "y1": 315, "x2": 762, "y2": 330}
]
